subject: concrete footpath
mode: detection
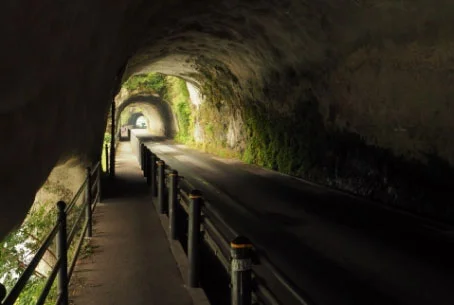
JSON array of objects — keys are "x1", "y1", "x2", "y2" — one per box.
[{"x1": 71, "y1": 142, "x2": 193, "y2": 305}]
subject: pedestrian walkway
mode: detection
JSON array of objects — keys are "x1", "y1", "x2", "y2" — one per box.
[{"x1": 71, "y1": 142, "x2": 193, "y2": 305}]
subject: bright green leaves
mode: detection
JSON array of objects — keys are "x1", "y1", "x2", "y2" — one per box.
[{"x1": 122, "y1": 73, "x2": 166, "y2": 93}]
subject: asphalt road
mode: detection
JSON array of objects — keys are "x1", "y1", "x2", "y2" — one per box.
[{"x1": 135, "y1": 131, "x2": 454, "y2": 305}]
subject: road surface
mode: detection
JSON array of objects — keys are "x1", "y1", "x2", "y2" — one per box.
[{"x1": 135, "y1": 131, "x2": 454, "y2": 305}]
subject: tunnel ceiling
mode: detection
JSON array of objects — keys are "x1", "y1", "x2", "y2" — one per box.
[
  {"x1": 125, "y1": 0, "x2": 327, "y2": 89},
  {"x1": 1, "y1": 0, "x2": 454, "y2": 236},
  {"x1": 124, "y1": 0, "x2": 454, "y2": 163}
]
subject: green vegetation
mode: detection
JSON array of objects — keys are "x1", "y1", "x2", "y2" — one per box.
[
  {"x1": 180, "y1": 60, "x2": 240, "y2": 156},
  {"x1": 162, "y1": 76, "x2": 193, "y2": 143},
  {"x1": 103, "y1": 132, "x2": 111, "y2": 145},
  {"x1": 0, "y1": 179, "x2": 88, "y2": 304},
  {"x1": 122, "y1": 73, "x2": 165, "y2": 93},
  {"x1": 196, "y1": 101, "x2": 237, "y2": 155},
  {"x1": 123, "y1": 73, "x2": 195, "y2": 144},
  {"x1": 242, "y1": 98, "x2": 326, "y2": 177},
  {"x1": 0, "y1": 204, "x2": 58, "y2": 305},
  {"x1": 101, "y1": 132, "x2": 111, "y2": 172},
  {"x1": 242, "y1": 96, "x2": 454, "y2": 223}
]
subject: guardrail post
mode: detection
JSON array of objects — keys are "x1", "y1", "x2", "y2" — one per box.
[
  {"x1": 97, "y1": 163, "x2": 102, "y2": 202},
  {"x1": 230, "y1": 236, "x2": 253, "y2": 305},
  {"x1": 105, "y1": 144, "x2": 109, "y2": 174},
  {"x1": 140, "y1": 143, "x2": 145, "y2": 171},
  {"x1": 150, "y1": 153, "x2": 157, "y2": 196},
  {"x1": 188, "y1": 190, "x2": 202, "y2": 287},
  {"x1": 0, "y1": 283, "x2": 6, "y2": 305},
  {"x1": 146, "y1": 149, "x2": 152, "y2": 186},
  {"x1": 57, "y1": 201, "x2": 69, "y2": 305},
  {"x1": 144, "y1": 148, "x2": 149, "y2": 179},
  {"x1": 168, "y1": 170, "x2": 178, "y2": 240},
  {"x1": 110, "y1": 101, "x2": 116, "y2": 178},
  {"x1": 85, "y1": 167, "x2": 93, "y2": 238},
  {"x1": 157, "y1": 160, "x2": 166, "y2": 214},
  {"x1": 140, "y1": 143, "x2": 144, "y2": 171}
]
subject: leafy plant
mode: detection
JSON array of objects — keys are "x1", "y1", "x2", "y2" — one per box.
[
  {"x1": 103, "y1": 133, "x2": 111, "y2": 145},
  {"x1": 122, "y1": 73, "x2": 166, "y2": 93},
  {"x1": 0, "y1": 203, "x2": 59, "y2": 305},
  {"x1": 1, "y1": 180, "x2": 91, "y2": 304},
  {"x1": 161, "y1": 76, "x2": 195, "y2": 143}
]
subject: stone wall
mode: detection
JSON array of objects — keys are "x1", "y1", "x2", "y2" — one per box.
[{"x1": 1, "y1": 0, "x2": 454, "y2": 238}]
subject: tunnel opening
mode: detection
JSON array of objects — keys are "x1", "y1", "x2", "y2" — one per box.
[
  {"x1": 117, "y1": 64, "x2": 454, "y2": 224},
  {"x1": 0, "y1": 0, "x2": 453, "y2": 239},
  {"x1": 114, "y1": 86, "x2": 177, "y2": 139},
  {"x1": 134, "y1": 115, "x2": 147, "y2": 129},
  {"x1": 117, "y1": 102, "x2": 166, "y2": 137}
]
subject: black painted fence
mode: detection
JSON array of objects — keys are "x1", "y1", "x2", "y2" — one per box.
[{"x1": 0, "y1": 162, "x2": 101, "y2": 305}]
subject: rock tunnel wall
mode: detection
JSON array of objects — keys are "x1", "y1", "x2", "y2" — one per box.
[
  {"x1": 189, "y1": 58, "x2": 454, "y2": 221},
  {"x1": 1, "y1": 0, "x2": 454, "y2": 238}
]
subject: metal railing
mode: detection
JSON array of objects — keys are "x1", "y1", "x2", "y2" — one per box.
[
  {"x1": 138, "y1": 142, "x2": 313, "y2": 305},
  {"x1": 0, "y1": 162, "x2": 101, "y2": 305}
]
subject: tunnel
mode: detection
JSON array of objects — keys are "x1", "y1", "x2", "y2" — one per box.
[
  {"x1": 1, "y1": 1, "x2": 454, "y2": 303},
  {"x1": 2, "y1": 0, "x2": 454, "y2": 242},
  {"x1": 115, "y1": 94, "x2": 177, "y2": 138},
  {"x1": 127, "y1": 112, "x2": 146, "y2": 127}
]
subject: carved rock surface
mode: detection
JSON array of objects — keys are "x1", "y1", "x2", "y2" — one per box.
[{"x1": 1, "y1": 0, "x2": 454, "y2": 237}]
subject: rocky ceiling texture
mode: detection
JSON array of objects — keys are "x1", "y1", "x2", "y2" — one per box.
[{"x1": 1, "y1": 0, "x2": 454, "y2": 237}]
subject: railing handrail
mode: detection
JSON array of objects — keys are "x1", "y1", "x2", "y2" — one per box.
[
  {"x1": 143, "y1": 144, "x2": 311, "y2": 305},
  {"x1": 0, "y1": 160, "x2": 101, "y2": 305},
  {"x1": 90, "y1": 162, "x2": 100, "y2": 177},
  {"x1": 65, "y1": 179, "x2": 87, "y2": 213},
  {"x1": 66, "y1": 162, "x2": 100, "y2": 213},
  {"x1": 35, "y1": 257, "x2": 61, "y2": 305},
  {"x1": 1, "y1": 224, "x2": 60, "y2": 304},
  {"x1": 201, "y1": 199, "x2": 311, "y2": 305}
]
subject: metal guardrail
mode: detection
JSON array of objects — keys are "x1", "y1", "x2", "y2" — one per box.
[
  {"x1": 0, "y1": 162, "x2": 101, "y2": 305},
  {"x1": 137, "y1": 141, "x2": 312, "y2": 305}
]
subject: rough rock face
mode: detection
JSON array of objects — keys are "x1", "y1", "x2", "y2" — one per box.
[{"x1": 1, "y1": 0, "x2": 454, "y2": 237}]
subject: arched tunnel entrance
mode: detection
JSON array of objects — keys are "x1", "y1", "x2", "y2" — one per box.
[
  {"x1": 127, "y1": 112, "x2": 146, "y2": 128},
  {"x1": 115, "y1": 94, "x2": 177, "y2": 139},
  {"x1": 1, "y1": 0, "x2": 453, "y2": 238}
]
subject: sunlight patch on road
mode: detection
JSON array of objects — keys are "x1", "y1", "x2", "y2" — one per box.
[
  {"x1": 211, "y1": 156, "x2": 241, "y2": 165},
  {"x1": 151, "y1": 144, "x2": 178, "y2": 153},
  {"x1": 174, "y1": 155, "x2": 218, "y2": 172}
]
